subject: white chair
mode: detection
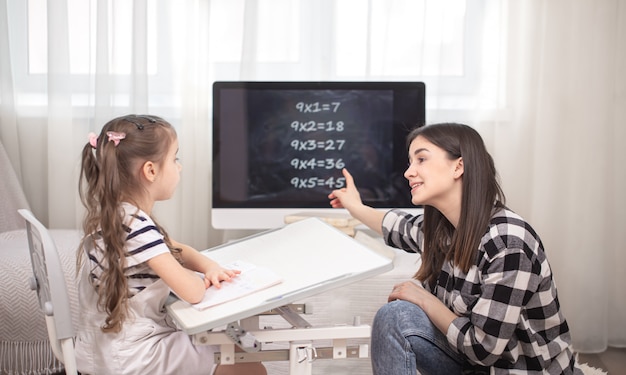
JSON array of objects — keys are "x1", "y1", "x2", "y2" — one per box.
[{"x1": 19, "y1": 209, "x2": 78, "y2": 375}]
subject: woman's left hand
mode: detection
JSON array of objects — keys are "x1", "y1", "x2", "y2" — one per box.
[
  {"x1": 388, "y1": 280, "x2": 438, "y2": 308},
  {"x1": 389, "y1": 280, "x2": 458, "y2": 334}
]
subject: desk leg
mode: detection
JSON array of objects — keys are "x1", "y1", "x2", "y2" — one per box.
[
  {"x1": 289, "y1": 342, "x2": 314, "y2": 375},
  {"x1": 219, "y1": 344, "x2": 235, "y2": 365}
]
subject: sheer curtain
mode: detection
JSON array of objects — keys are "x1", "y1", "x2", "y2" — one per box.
[
  {"x1": 501, "y1": 0, "x2": 626, "y2": 352},
  {"x1": 0, "y1": 0, "x2": 623, "y2": 353}
]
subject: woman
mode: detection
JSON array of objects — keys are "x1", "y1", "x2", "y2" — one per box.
[{"x1": 328, "y1": 123, "x2": 582, "y2": 374}]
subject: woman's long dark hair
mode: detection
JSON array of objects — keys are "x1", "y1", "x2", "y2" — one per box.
[{"x1": 410, "y1": 123, "x2": 506, "y2": 285}]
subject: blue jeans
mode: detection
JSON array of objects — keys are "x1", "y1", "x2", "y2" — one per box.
[{"x1": 371, "y1": 300, "x2": 467, "y2": 375}]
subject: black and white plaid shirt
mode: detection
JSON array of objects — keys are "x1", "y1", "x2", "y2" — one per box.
[{"x1": 382, "y1": 208, "x2": 582, "y2": 374}]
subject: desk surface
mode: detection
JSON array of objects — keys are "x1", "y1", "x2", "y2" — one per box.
[{"x1": 167, "y1": 218, "x2": 393, "y2": 335}]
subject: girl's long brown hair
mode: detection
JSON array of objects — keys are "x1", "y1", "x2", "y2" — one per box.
[
  {"x1": 410, "y1": 123, "x2": 505, "y2": 286},
  {"x1": 77, "y1": 115, "x2": 180, "y2": 333}
]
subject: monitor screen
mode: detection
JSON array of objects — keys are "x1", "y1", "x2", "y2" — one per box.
[{"x1": 212, "y1": 81, "x2": 426, "y2": 229}]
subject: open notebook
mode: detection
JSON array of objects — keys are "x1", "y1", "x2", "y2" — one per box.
[{"x1": 191, "y1": 260, "x2": 283, "y2": 310}]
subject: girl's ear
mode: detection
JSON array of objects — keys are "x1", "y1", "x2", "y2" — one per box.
[
  {"x1": 453, "y1": 157, "x2": 464, "y2": 179},
  {"x1": 142, "y1": 161, "x2": 157, "y2": 182}
]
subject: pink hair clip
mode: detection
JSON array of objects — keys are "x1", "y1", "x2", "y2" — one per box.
[
  {"x1": 88, "y1": 132, "x2": 98, "y2": 149},
  {"x1": 106, "y1": 131, "x2": 126, "y2": 146}
]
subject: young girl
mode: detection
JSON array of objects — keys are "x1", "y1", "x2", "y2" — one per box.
[
  {"x1": 329, "y1": 123, "x2": 582, "y2": 374},
  {"x1": 75, "y1": 115, "x2": 243, "y2": 374}
]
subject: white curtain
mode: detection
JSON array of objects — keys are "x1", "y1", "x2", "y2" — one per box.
[
  {"x1": 0, "y1": 0, "x2": 623, "y2": 353},
  {"x1": 501, "y1": 0, "x2": 626, "y2": 353}
]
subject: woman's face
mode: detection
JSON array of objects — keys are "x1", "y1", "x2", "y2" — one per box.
[{"x1": 403, "y1": 135, "x2": 463, "y2": 209}]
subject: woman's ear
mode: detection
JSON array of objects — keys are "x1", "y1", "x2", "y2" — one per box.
[
  {"x1": 142, "y1": 161, "x2": 157, "y2": 182},
  {"x1": 453, "y1": 157, "x2": 464, "y2": 179}
]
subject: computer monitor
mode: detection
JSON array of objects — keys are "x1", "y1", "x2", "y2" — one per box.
[{"x1": 211, "y1": 81, "x2": 426, "y2": 229}]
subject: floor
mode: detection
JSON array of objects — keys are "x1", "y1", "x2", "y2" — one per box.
[
  {"x1": 49, "y1": 348, "x2": 626, "y2": 375},
  {"x1": 577, "y1": 347, "x2": 626, "y2": 374}
]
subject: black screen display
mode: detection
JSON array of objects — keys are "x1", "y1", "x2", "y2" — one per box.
[{"x1": 213, "y1": 81, "x2": 425, "y2": 209}]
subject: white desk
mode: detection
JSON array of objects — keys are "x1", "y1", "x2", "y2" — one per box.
[{"x1": 166, "y1": 218, "x2": 393, "y2": 374}]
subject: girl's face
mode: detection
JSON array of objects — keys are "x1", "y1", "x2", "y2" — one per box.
[
  {"x1": 403, "y1": 135, "x2": 463, "y2": 210},
  {"x1": 154, "y1": 138, "x2": 182, "y2": 201}
]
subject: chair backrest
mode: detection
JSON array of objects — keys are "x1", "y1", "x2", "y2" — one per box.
[{"x1": 19, "y1": 209, "x2": 78, "y2": 375}]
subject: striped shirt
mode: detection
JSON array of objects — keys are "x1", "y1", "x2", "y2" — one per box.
[
  {"x1": 86, "y1": 203, "x2": 170, "y2": 296},
  {"x1": 382, "y1": 208, "x2": 582, "y2": 375}
]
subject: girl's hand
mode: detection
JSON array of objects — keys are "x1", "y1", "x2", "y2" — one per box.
[{"x1": 202, "y1": 263, "x2": 241, "y2": 289}]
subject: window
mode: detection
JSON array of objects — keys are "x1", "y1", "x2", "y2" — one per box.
[
  {"x1": 335, "y1": 0, "x2": 468, "y2": 77},
  {"x1": 13, "y1": 0, "x2": 504, "y2": 114},
  {"x1": 27, "y1": 0, "x2": 159, "y2": 75}
]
